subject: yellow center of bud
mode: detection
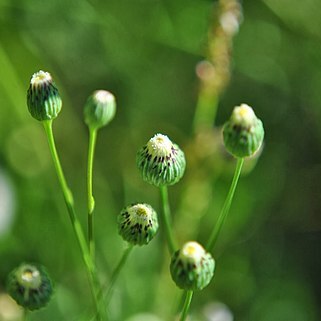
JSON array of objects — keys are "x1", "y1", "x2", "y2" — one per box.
[
  {"x1": 181, "y1": 241, "x2": 205, "y2": 262},
  {"x1": 147, "y1": 134, "x2": 172, "y2": 157},
  {"x1": 19, "y1": 266, "x2": 41, "y2": 289},
  {"x1": 22, "y1": 270, "x2": 38, "y2": 283},
  {"x1": 231, "y1": 103, "x2": 256, "y2": 127},
  {"x1": 93, "y1": 90, "x2": 115, "y2": 105},
  {"x1": 30, "y1": 70, "x2": 52, "y2": 87},
  {"x1": 130, "y1": 204, "x2": 150, "y2": 218}
]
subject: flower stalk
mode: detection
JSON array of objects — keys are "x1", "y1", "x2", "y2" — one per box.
[
  {"x1": 43, "y1": 120, "x2": 102, "y2": 320},
  {"x1": 87, "y1": 127, "x2": 98, "y2": 261},
  {"x1": 206, "y1": 157, "x2": 244, "y2": 251}
]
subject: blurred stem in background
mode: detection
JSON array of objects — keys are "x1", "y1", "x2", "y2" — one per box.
[
  {"x1": 42, "y1": 120, "x2": 103, "y2": 321},
  {"x1": 87, "y1": 127, "x2": 98, "y2": 261},
  {"x1": 193, "y1": 0, "x2": 242, "y2": 132}
]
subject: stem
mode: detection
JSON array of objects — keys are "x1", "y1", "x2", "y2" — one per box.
[
  {"x1": 103, "y1": 245, "x2": 133, "y2": 305},
  {"x1": 159, "y1": 185, "x2": 177, "y2": 254},
  {"x1": 179, "y1": 290, "x2": 194, "y2": 321},
  {"x1": 206, "y1": 157, "x2": 244, "y2": 251},
  {"x1": 42, "y1": 120, "x2": 103, "y2": 321},
  {"x1": 87, "y1": 127, "x2": 98, "y2": 261}
]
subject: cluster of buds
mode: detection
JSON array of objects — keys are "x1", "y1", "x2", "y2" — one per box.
[
  {"x1": 27, "y1": 70, "x2": 116, "y2": 130},
  {"x1": 23, "y1": 67, "x2": 265, "y2": 315}
]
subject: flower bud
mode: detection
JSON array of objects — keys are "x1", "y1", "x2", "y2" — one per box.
[
  {"x1": 118, "y1": 203, "x2": 159, "y2": 246},
  {"x1": 170, "y1": 241, "x2": 215, "y2": 291},
  {"x1": 6, "y1": 263, "x2": 53, "y2": 310},
  {"x1": 223, "y1": 104, "x2": 264, "y2": 158},
  {"x1": 136, "y1": 134, "x2": 186, "y2": 187},
  {"x1": 27, "y1": 70, "x2": 62, "y2": 121},
  {"x1": 84, "y1": 90, "x2": 116, "y2": 130}
]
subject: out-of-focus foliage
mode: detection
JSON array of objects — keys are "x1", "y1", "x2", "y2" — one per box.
[{"x1": 0, "y1": 0, "x2": 321, "y2": 320}]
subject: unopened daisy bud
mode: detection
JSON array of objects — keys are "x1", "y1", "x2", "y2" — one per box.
[
  {"x1": 6, "y1": 263, "x2": 53, "y2": 310},
  {"x1": 136, "y1": 134, "x2": 186, "y2": 187},
  {"x1": 170, "y1": 241, "x2": 215, "y2": 291},
  {"x1": 27, "y1": 70, "x2": 62, "y2": 121},
  {"x1": 118, "y1": 203, "x2": 159, "y2": 246},
  {"x1": 84, "y1": 90, "x2": 116, "y2": 130},
  {"x1": 223, "y1": 104, "x2": 264, "y2": 158}
]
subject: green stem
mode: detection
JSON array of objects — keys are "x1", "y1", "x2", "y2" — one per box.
[
  {"x1": 206, "y1": 157, "x2": 244, "y2": 251},
  {"x1": 179, "y1": 290, "x2": 194, "y2": 321},
  {"x1": 159, "y1": 185, "x2": 177, "y2": 254},
  {"x1": 87, "y1": 127, "x2": 98, "y2": 261},
  {"x1": 103, "y1": 245, "x2": 133, "y2": 305},
  {"x1": 42, "y1": 120, "x2": 103, "y2": 321}
]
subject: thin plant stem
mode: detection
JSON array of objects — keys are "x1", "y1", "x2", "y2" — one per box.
[
  {"x1": 87, "y1": 127, "x2": 98, "y2": 261},
  {"x1": 103, "y1": 245, "x2": 134, "y2": 305},
  {"x1": 159, "y1": 185, "x2": 177, "y2": 254},
  {"x1": 42, "y1": 120, "x2": 103, "y2": 321},
  {"x1": 206, "y1": 157, "x2": 244, "y2": 251},
  {"x1": 179, "y1": 290, "x2": 194, "y2": 321}
]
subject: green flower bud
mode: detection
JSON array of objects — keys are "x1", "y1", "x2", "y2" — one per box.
[
  {"x1": 118, "y1": 203, "x2": 159, "y2": 246},
  {"x1": 170, "y1": 241, "x2": 215, "y2": 291},
  {"x1": 6, "y1": 263, "x2": 53, "y2": 310},
  {"x1": 27, "y1": 70, "x2": 62, "y2": 121},
  {"x1": 84, "y1": 90, "x2": 116, "y2": 129},
  {"x1": 223, "y1": 104, "x2": 264, "y2": 158},
  {"x1": 136, "y1": 134, "x2": 186, "y2": 187}
]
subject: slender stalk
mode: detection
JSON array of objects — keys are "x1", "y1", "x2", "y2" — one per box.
[
  {"x1": 103, "y1": 245, "x2": 134, "y2": 305},
  {"x1": 179, "y1": 290, "x2": 194, "y2": 321},
  {"x1": 42, "y1": 120, "x2": 103, "y2": 321},
  {"x1": 159, "y1": 185, "x2": 177, "y2": 254},
  {"x1": 206, "y1": 157, "x2": 244, "y2": 251},
  {"x1": 87, "y1": 127, "x2": 98, "y2": 261}
]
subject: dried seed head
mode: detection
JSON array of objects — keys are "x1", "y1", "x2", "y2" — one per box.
[
  {"x1": 223, "y1": 104, "x2": 264, "y2": 158},
  {"x1": 27, "y1": 70, "x2": 62, "y2": 121},
  {"x1": 84, "y1": 90, "x2": 116, "y2": 129},
  {"x1": 6, "y1": 263, "x2": 53, "y2": 310},
  {"x1": 118, "y1": 203, "x2": 159, "y2": 246},
  {"x1": 136, "y1": 134, "x2": 186, "y2": 187},
  {"x1": 170, "y1": 241, "x2": 215, "y2": 291}
]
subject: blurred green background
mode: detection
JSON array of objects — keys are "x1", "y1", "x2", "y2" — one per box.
[{"x1": 0, "y1": 0, "x2": 321, "y2": 320}]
